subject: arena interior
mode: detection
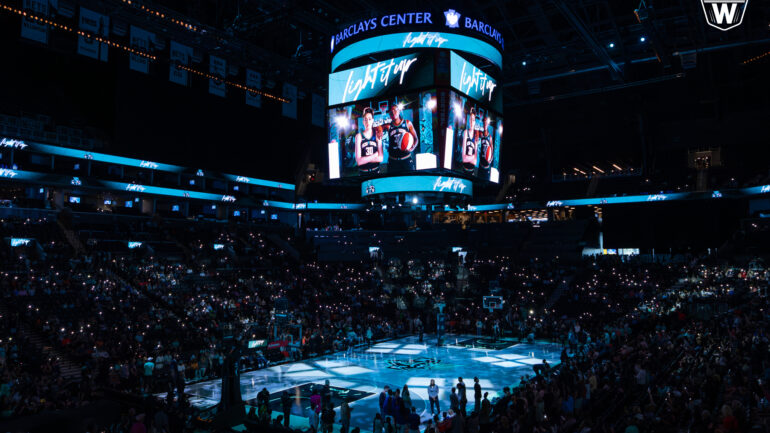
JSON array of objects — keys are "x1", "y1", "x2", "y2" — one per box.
[{"x1": 0, "y1": 1, "x2": 770, "y2": 432}]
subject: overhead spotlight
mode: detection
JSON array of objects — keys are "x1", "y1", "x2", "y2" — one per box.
[
  {"x1": 412, "y1": 197, "x2": 419, "y2": 204},
  {"x1": 453, "y1": 102, "x2": 463, "y2": 119},
  {"x1": 608, "y1": 42, "x2": 615, "y2": 48},
  {"x1": 521, "y1": 60, "x2": 527, "y2": 66},
  {"x1": 334, "y1": 115, "x2": 349, "y2": 129},
  {"x1": 640, "y1": 36, "x2": 646, "y2": 42}
]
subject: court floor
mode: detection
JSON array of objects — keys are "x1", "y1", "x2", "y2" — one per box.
[{"x1": 179, "y1": 334, "x2": 562, "y2": 431}]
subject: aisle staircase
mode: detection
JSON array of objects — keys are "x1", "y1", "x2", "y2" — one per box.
[
  {"x1": 267, "y1": 233, "x2": 301, "y2": 262},
  {"x1": 23, "y1": 325, "x2": 83, "y2": 382},
  {"x1": 57, "y1": 219, "x2": 85, "y2": 255},
  {"x1": 545, "y1": 275, "x2": 574, "y2": 309},
  {"x1": 0, "y1": 301, "x2": 82, "y2": 382}
]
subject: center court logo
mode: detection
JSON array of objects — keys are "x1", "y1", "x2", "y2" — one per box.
[
  {"x1": 444, "y1": 10, "x2": 461, "y2": 28},
  {"x1": 386, "y1": 357, "x2": 441, "y2": 370},
  {"x1": 700, "y1": 0, "x2": 749, "y2": 31}
]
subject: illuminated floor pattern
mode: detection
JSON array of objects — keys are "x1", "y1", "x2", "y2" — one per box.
[{"x1": 179, "y1": 335, "x2": 562, "y2": 431}]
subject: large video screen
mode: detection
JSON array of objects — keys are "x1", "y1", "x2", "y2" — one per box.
[
  {"x1": 328, "y1": 90, "x2": 439, "y2": 178},
  {"x1": 326, "y1": 50, "x2": 503, "y2": 183},
  {"x1": 328, "y1": 52, "x2": 433, "y2": 106},
  {"x1": 445, "y1": 90, "x2": 502, "y2": 183},
  {"x1": 449, "y1": 51, "x2": 502, "y2": 113}
]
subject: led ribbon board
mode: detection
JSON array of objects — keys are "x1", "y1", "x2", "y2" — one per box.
[
  {"x1": 0, "y1": 168, "x2": 45, "y2": 181},
  {"x1": 10, "y1": 238, "x2": 32, "y2": 247},
  {"x1": 331, "y1": 32, "x2": 502, "y2": 72},
  {"x1": 450, "y1": 51, "x2": 502, "y2": 113},
  {"x1": 328, "y1": 53, "x2": 434, "y2": 106},
  {"x1": 262, "y1": 201, "x2": 366, "y2": 211},
  {"x1": 29, "y1": 143, "x2": 185, "y2": 173},
  {"x1": 6, "y1": 139, "x2": 292, "y2": 191},
  {"x1": 223, "y1": 174, "x2": 294, "y2": 190},
  {"x1": 544, "y1": 192, "x2": 692, "y2": 207},
  {"x1": 742, "y1": 184, "x2": 770, "y2": 195},
  {"x1": 297, "y1": 203, "x2": 367, "y2": 210},
  {"x1": 361, "y1": 175, "x2": 473, "y2": 197},
  {"x1": 447, "y1": 204, "x2": 512, "y2": 212},
  {"x1": 259, "y1": 200, "x2": 297, "y2": 210},
  {"x1": 101, "y1": 181, "x2": 238, "y2": 202}
]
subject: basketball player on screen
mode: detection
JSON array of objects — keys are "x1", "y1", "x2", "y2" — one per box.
[
  {"x1": 376, "y1": 102, "x2": 418, "y2": 172},
  {"x1": 461, "y1": 108, "x2": 478, "y2": 173},
  {"x1": 478, "y1": 116, "x2": 494, "y2": 180},
  {"x1": 355, "y1": 107, "x2": 384, "y2": 174}
]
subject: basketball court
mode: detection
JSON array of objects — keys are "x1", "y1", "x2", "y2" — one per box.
[{"x1": 177, "y1": 334, "x2": 563, "y2": 432}]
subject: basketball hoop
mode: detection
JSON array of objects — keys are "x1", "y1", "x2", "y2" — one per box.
[{"x1": 483, "y1": 295, "x2": 503, "y2": 313}]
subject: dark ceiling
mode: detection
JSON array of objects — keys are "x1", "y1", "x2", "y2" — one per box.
[
  {"x1": 140, "y1": 0, "x2": 770, "y2": 106},
  {"x1": 0, "y1": 0, "x2": 768, "y2": 193}
]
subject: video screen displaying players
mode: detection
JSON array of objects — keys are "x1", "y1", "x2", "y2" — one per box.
[
  {"x1": 446, "y1": 90, "x2": 503, "y2": 183},
  {"x1": 328, "y1": 90, "x2": 438, "y2": 178}
]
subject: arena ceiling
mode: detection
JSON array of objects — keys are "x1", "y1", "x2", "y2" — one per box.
[
  {"x1": 3, "y1": 0, "x2": 767, "y2": 182},
  {"x1": 123, "y1": 0, "x2": 769, "y2": 107}
]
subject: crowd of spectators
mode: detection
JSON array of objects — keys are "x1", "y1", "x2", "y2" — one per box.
[{"x1": 0, "y1": 215, "x2": 769, "y2": 433}]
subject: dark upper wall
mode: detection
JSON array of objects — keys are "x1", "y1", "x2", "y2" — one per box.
[{"x1": 0, "y1": 15, "x2": 324, "y2": 183}]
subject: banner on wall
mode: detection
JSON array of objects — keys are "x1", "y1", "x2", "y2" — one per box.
[
  {"x1": 77, "y1": 7, "x2": 109, "y2": 61},
  {"x1": 282, "y1": 83, "x2": 298, "y2": 119},
  {"x1": 169, "y1": 41, "x2": 192, "y2": 86},
  {"x1": 311, "y1": 93, "x2": 325, "y2": 127},
  {"x1": 245, "y1": 69, "x2": 262, "y2": 108},
  {"x1": 129, "y1": 26, "x2": 153, "y2": 74},
  {"x1": 56, "y1": 1, "x2": 75, "y2": 18},
  {"x1": 21, "y1": 0, "x2": 50, "y2": 44},
  {"x1": 209, "y1": 55, "x2": 226, "y2": 97}
]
